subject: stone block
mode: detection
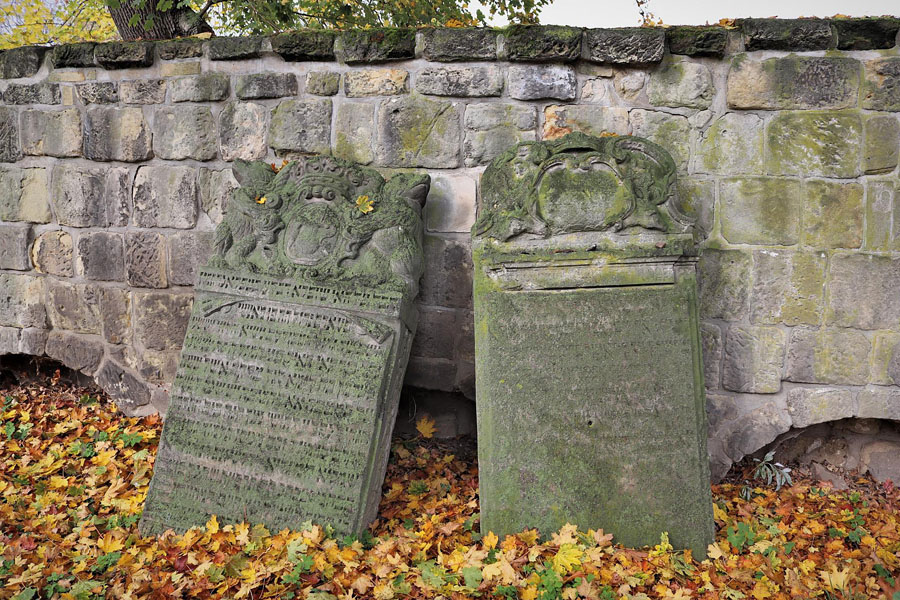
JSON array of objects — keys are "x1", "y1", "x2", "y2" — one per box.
[
  {"x1": 97, "y1": 286, "x2": 130, "y2": 344},
  {"x1": 45, "y1": 279, "x2": 100, "y2": 334},
  {"x1": 209, "y1": 36, "x2": 264, "y2": 60},
  {"x1": 270, "y1": 30, "x2": 335, "y2": 61},
  {"x1": 77, "y1": 82, "x2": 118, "y2": 104},
  {"x1": 0, "y1": 224, "x2": 31, "y2": 270},
  {"x1": 505, "y1": 25, "x2": 582, "y2": 62},
  {"x1": 198, "y1": 168, "x2": 238, "y2": 224},
  {"x1": 694, "y1": 113, "x2": 764, "y2": 175},
  {"x1": 0, "y1": 327, "x2": 19, "y2": 354},
  {"x1": 862, "y1": 57, "x2": 900, "y2": 111},
  {"x1": 648, "y1": 57, "x2": 712, "y2": 109},
  {"x1": 464, "y1": 103, "x2": 536, "y2": 167},
  {"x1": 864, "y1": 178, "x2": 897, "y2": 251},
  {"x1": 333, "y1": 102, "x2": 375, "y2": 164},
  {"x1": 169, "y1": 74, "x2": 228, "y2": 102},
  {"x1": 31, "y1": 230, "x2": 73, "y2": 276},
  {"x1": 863, "y1": 114, "x2": 900, "y2": 174},
  {"x1": 96, "y1": 359, "x2": 150, "y2": 409},
  {"x1": 159, "y1": 61, "x2": 200, "y2": 77},
  {"x1": 0, "y1": 107, "x2": 21, "y2": 162},
  {"x1": 134, "y1": 292, "x2": 192, "y2": 350},
  {"x1": 582, "y1": 27, "x2": 665, "y2": 64},
  {"x1": 49, "y1": 43, "x2": 95, "y2": 68},
  {"x1": 617, "y1": 72, "x2": 648, "y2": 101},
  {"x1": 787, "y1": 388, "x2": 857, "y2": 428},
  {"x1": 420, "y1": 235, "x2": 472, "y2": 309},
  {"x1": 344, "y1": 69, "x2": 409, "y2": 97},
  {"x1": 826, "y1": 253, "x2": 900, "y2": 330},
  {"x1": 666, "y1": 26, "x2": 728, "y2": 56},
  {"x1": 785, "y1": 327, "x2": 870, "y2": 385},
  {"x1": 719, "y1": 177, "x2": 801, "y2": 245},
  {"x1": 235, "y1": 73, "x2": 297, "y2": 99},
  {"x1": 2, "y1": 83, "x2": 61, "y2": 105},
  {"x1": 416, "y1": 66, "x2": 503, "y2": 97},
  {"x1": 834, "y1": 17, "x2": 900, "y2": 50},
  {"x1": 16, "y1": 169, "x2": 51, "y2": 223},
  {"x1": 153, "y1": 106, "x2": 217, "y2": 161},
  {"x1": 542, "y1": 105, "x2": 629, "y2": 139},
  {"x1": 411, "y1": 307, "x2": 459, "y2": 360},
  {"x1": 722, "y1": 325, "x2": 785, "y2": 393},
  {"x1": 20, "y1": 109, "x2": 82, "y2": 157},
  {"x1": 306, "y1": 71, "x2": 340, "y2": 96},
  {"x1": 119, "y1": 79, "x2": 166, "y2": 104},
  {"x1": 750, "y1": 250, "x2": 826, "y2": 326},
  {"x1": 870, "y1": 332, "x2": 900, "y2": 385},
  {"x1": 508, "y1": 65, "x2": 576, "y2": 100},
  {"x1": 50, "y1": 164, "x2": 111, "y2": 227},
  {"x1": 139, "y1": 349, "x2": 179, "y2": 384},
  {"x1": 269, "y1": 98, "x2": 332, "y2": 154},
  {"x1": 45, "y1": 332, "x2": 102, "y2": 374},
  {"x1": 19, "y1": 328, "x2": 47, "y2": 356},
  {"x1": 629, "y1": 110, "x2": 691, "y2": 171},
  {"x1": 76, "y1": 232, "x2": 124, "y2": 281},
  {"x1": 422, "y1": 28, "x2": 497, "y2": 61},
  {"x1": 133, "y1": 165, "x2": 198, "y2": 229},
  {"x1": 424, "y1": 173, "x2": 477, "y2": 233},
  {"x1": 701, "y1": 322, "x2": 722, "y2": 389},
  {"x1": 766, "y1": 112, "x2": 861, "y2": 178},
  {"x1": 375, "y1": 96, "x2": 460, "y2": 168},
  {"x1": 404, "y1": 357, "x2": 458, "y2": 392},
  {"x1": 726, "y1": 56, "x2": 860, "y2": 110},
  {"x1": 167, "y1": 231, "x2": 213, "y2": 286},
  {"x1": 741, "y1": 18, "x2": 834, "y2": 51},
  {"x1": 802, "y1": 180, "x2": 863, "y2": 249},
  {"x1": 0, "y1": 274, "x2": 45, "y2": 328},
  {"x1": 336, "y1": 28, "x2": 415, "y2": 63},
  {"x1": 857, "y1": 388, "x2": 900, "y2": 421},
  {"x1": 219, "y1": 102, "x2": 268, "y2": 161},
  {"x1": 84, "y1": 107, "x2": 152, "y2": 162},
  {"x1": 157, "y1": 38, "x2": 204, "y2": 60},
  {"x1": 0, "y1": 46, "x2": 45, "y2": 78},
  {"x1": 94, "y1": 41, "x2": 153, "y2": 69},
  {"x1": 673, "y1": 178, "x2": 714, "y2": 239},
  {"x1": 125, "y1": 231, "x2": 167, "y2": 289},
  {"x1": 698, "y1": 248, "x2": 751, "y2": 321}
]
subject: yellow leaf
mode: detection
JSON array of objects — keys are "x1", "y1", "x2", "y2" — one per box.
[
  {"x1": 373, "y1": 582, "x2": 394, "y2": 600},
  {"x1": 518, "y1": 529, "x2": 540, "y2": 545},
  {"x1": 820, "y1": 565, "x2": 850, "y2": 591},
  {"x1": 356, "y1": 194, "x2": 375, "y2": 214},
  {"x1": 256, "y1": 196, "x2": 267, "y2": 204},
  {"x1": 98, "y1": 531, "x2": 125, "y2": 554},
  {"x1": 750, "y1": 580, "x2": 771, "y2": 600},
  {"x1": 483, "y1": 530, "x2": 498, "y2": 550},
  {"x1": 416, "y1": 415, "x2": 436, "y2": 439},
  {"x1": 521, "y1": 586, "x2": 538, "y2": 600},
  {"x1": 551, "y1": 523, "x2": 578, "y2": 546},
  {"x1": 552, "y1": 544, "x2": 583, "y2": 574},
  {"x1": 206, "y1": 514, "x2": 219, "y2": 535},
  {"x1": 49, "y1": 475, "x2": 69, "y2": 489},
  {"x1": 706, "y1": 542, "x2": 724, "y2": 560}
]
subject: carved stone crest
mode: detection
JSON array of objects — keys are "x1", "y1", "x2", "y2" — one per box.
[
  {"x1": 473, "y1": 132, "x2": 693, "y2": 241},
  {"x1": 210, "y1": 156, "x2": 430, "y2": 296}
]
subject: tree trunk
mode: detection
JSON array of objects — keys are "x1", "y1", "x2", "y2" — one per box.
[{"x1": 108, "y1": 0, "x2": 213, "y2": 40}]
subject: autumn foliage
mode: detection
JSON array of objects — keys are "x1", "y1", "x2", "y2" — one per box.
[{"x1": 0, "y1": 377, "x2": 899, "y2": 599}]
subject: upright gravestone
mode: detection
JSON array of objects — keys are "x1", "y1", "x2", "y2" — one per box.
[
  {"x1": 141, "y1": 156, "x2": 429, "y2": 536},
  {"x1": 472, "y1": 133, "x2": 714, "y2": 557}
]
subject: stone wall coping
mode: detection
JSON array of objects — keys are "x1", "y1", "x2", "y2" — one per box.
[{"x1": 0, "y1": 17, "x2": 897, "y2": 80}]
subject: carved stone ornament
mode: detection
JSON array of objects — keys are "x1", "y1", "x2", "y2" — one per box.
[
  {"x1": 472, "y1": 132, "x2": 693, "y2": 241},
  {"x1": 210, "y1": 156, "x2": 430, "y2": 296}
]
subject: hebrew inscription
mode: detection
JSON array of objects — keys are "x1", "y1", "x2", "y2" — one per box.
[
  {"x1": 142, "y1": 156, "x2": 427, "y2": 536},
  {"x1": 473, "y1": 132, "x2": 714, "y2": 557}
]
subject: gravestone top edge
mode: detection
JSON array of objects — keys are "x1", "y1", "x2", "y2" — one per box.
[
  {"x1": 473, "y1": 132, "x2": 693, "y2": 244},
  {"x1": 211, "y1": 155, "x2": 429, "y2": 299}
]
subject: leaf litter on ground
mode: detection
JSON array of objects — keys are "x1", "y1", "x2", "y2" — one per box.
[{"x1": 0, "y1": 376, "x2": 899, "y2": 599}]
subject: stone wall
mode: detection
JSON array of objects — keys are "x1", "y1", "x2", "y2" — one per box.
[{"x1": 1, "y1": 18, "x2": 899, "y2": 476}]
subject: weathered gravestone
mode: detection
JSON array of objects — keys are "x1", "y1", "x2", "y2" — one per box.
[
  {"x1": 141, "y1": 156, "x2": 429, "y2": 536},
  {"x1": 472, "y1": 132, "x2": 714, "y2": 557}
]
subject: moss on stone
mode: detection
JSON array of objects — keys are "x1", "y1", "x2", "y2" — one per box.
[
  {"x1": 49, "y1": 43, "x2": 95, "y2": 69},
  {"x1": 666, "y1": 26, "x2": 728, "y2": 57},
  {"x1": 832, "y1": 17, "x2": 900, "y2": 50},
  {"x1": 94, "y1": 41, "x2": 153, "y2": 69},
  {"x1": 208, "y1": 36, "x2": 264, "y2": 60},
  {"x1": 270, "y1": 30, "x2": 336, "y2": 61},
  {"x1": 505, "y1": 25, "x2": 583, "y2": 62},
  {"x1": 337, "y1": 28, "x2": 415, "y2": 63}
]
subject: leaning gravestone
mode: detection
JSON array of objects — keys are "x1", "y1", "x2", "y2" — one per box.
[
  {"x1": 472, "y1": 133, "x2": 714, "y2": 557},
  {"x1": 141, "y1": 156, "x2": 429, "y2": 536}
]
